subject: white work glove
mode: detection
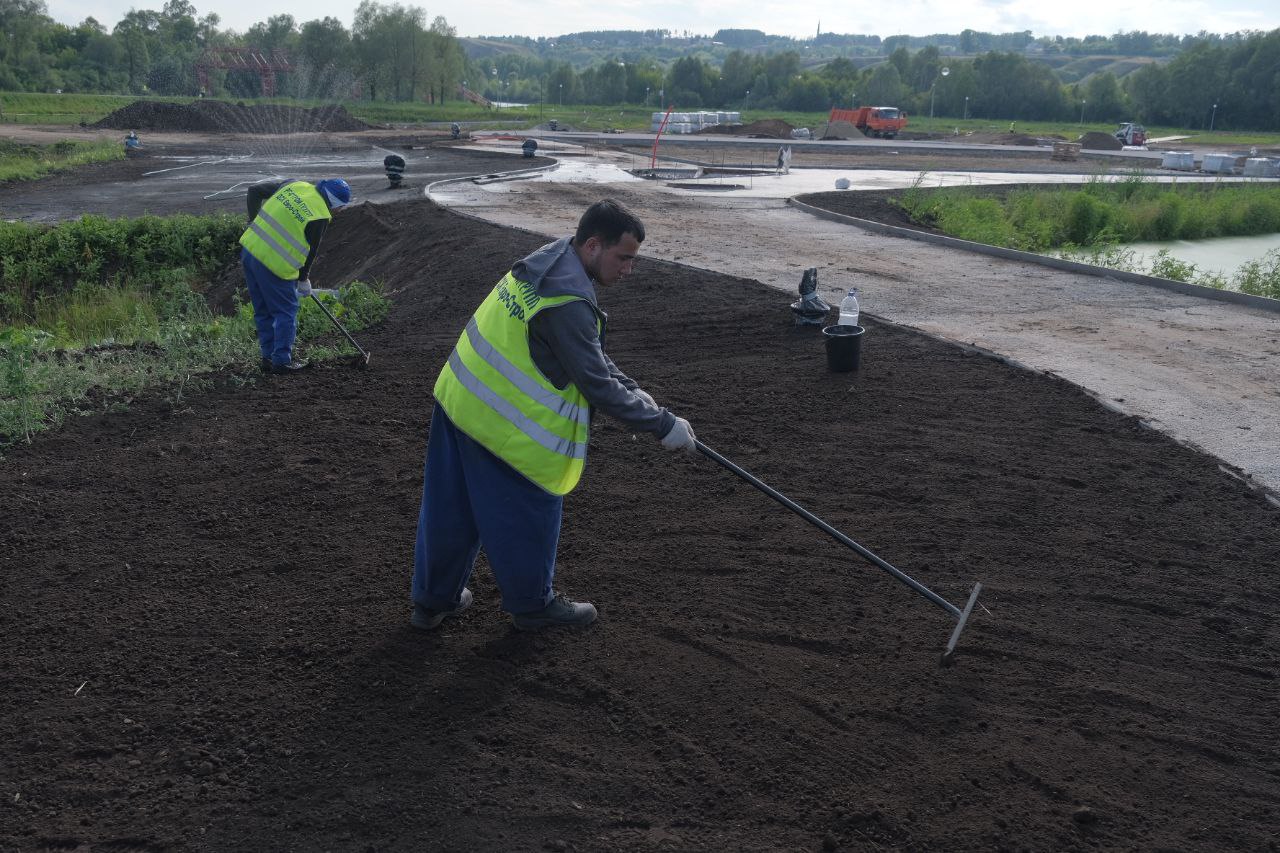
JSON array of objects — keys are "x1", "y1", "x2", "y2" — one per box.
[
  {"x1": 295, "y1": 278, "x2": 313, "y2": 297},
  {"x1": 659, "y1": 417, "x2": 696, "y2": 453},
  {"x1": 633, "y1": 388, "x2": 656, "y2": 408}
]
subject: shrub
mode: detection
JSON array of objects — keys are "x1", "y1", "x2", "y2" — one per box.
[
  {"x1": 0, "y1": 213, "x2": 243, "y2": 323},
  {"x1": 1148, "y1": 194, "x2": 1185, "y2": 241},
  {"x1": 1236, "y1": 250, "x2": 1280, "y2": 300},
  {"x1": 1065, "y1": 193, "x2": 1112, "y2": 245}
]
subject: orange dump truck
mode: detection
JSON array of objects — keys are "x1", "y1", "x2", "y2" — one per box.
[{"x1": 827, "y1": 106, "x2": 908, "y2": 139}]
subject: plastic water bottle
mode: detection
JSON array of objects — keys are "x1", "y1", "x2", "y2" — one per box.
[{"x1": 839, "y1": 288, "x2": 860, "y2": 328}]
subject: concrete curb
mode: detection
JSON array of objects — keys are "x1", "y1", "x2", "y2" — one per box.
[
  {"x1": 787, "y1": 197, "x2": 1280, "y2": 314},
  {"x1": 424, "y1": 162, "x2": 566, "y2": 238},
  {"x1": 647, "y1": 152, "x2": 1191, "y2": 178},
  {"x1": 574, "y1": 132, "x2": 1167, "y2": 164},
  {"x1": 427, "y1": 161, "x2": 558, "y2": 193}
]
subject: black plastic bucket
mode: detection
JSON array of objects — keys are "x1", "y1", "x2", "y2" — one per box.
[{"x1": 822, "y1": 324, "x2": 864, "y2": 372}]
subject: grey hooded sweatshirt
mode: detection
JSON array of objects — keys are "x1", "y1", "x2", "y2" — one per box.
[{"x1": 513, "y1": 236, "x2": 676, "y2": 439}]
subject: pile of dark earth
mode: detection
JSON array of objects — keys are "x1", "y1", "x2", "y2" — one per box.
[
  {"x1": 2, "y1": 197, "x2": 1278, "y2": 852},
  {"x1": 91, "y1": 100, "x2": 371, "y2": 133}
]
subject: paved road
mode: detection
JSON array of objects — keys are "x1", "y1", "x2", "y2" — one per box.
[{"x1": 431, "y1": 144, "x2": 1280, "y2": 501}]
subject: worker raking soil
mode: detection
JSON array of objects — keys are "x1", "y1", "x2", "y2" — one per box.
[
  {"x1": 410, "y1": 199, "x2": 697, "y2": 631},
  {"x1": 239, "y1": 177, "x2": 353, "y2": 374}
]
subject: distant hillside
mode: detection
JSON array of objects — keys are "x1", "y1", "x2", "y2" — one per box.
[
  {"x1": 461, "y1": 33, "x2": 1169, "y2": 84},
  {"x1": 1045, "y1": 55, "x2": 1163, "y2": 84},
  {"x1": 461, "y1": 29, "x2": 1187, "y2": 83}
]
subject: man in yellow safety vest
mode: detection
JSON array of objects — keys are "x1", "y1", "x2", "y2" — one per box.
[
  {"x1": 412, "y1": 199, "x2": 697, "y2": 631},
  {"x1": 239, "y1": 178, "x2": 352, "y2": 374}
]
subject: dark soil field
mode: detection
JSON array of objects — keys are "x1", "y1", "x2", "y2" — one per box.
[
  {"x1": 3, "y1": 197, "x2": 1280, "y2": 852},
  {"x1": 796, "y1": 189, "x2": 938, "y2": 232}
]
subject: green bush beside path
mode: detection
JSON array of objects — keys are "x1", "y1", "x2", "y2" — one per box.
[{"x1": 0, "y1": 214, "x2": 389, "y2": 450}]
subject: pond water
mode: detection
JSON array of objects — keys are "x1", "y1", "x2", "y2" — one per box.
[{"x1": 1119, "y1": 232, "x2": 1280, "y2": 277}]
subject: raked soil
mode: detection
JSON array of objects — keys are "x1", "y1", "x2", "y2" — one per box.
[{"x1": 2, "y1": 198, "x2": 1279, "y2": 852}]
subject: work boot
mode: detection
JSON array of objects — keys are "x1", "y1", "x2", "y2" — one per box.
[
  {"x1": 269, "y1": 359, "x2": 309, "y2": 374},
  {"x1": 512, "y1": 593, "x2": 597, "y2": 631},
  {"x1": 411, "y1": 587, "x2": 474, "y2": 631},
  {"x1": 259, "y1": 357, "x2": 272, "y2": 373}
]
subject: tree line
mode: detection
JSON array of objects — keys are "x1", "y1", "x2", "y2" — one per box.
[
  {"x1": 494, "y1": 27, "x2": 1248, "y2": 60},
  {"x1": 0, "y1": 0, "x2": 464, "y2": 102},
  {"x1": 476, "y1": 31, "x2": 1278, "y2": 131},
  {"x1": 0, "y1": 0, "x2": 1276, "y2": 131}
]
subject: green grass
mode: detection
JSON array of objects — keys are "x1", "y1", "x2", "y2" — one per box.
[
  {"x1": 898, "y1": 174, "x2": 1280, "y2": 297},
  {"x1": 6, "y1": 91, "x2": 1280, "y2": 146},
  {"x1": 0, "y1": 92, "x2": 161, "y2": 124},
  {"x1": 900, "y1": 176, "x2": 1280, "y2": 251},
  {"x1": 0, "y1": 138, "x2": 123, "y2": 181},
  {"x1": 0, "y1": 281, "x2": 389, "y2": 449},
  {"x1": 0, "y1": 212, "x2": 391, "y2": 449},
  {"x1": 0, "y1": 213, "x2": 246, "y2": 323}
]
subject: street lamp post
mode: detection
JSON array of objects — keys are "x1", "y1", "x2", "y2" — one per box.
[
  {"x1": 645, "y1": 86, "x2": 650, "y2": 107},
  {"x1": 929, "y1": 66, "x2": 949, "y2": 119},
  {"x1": 851, "y1": 92, "x2": 856, "y2": 108},
  {"x1": 744, "y1": 89, "x2": 751, "y2": 112},
  {"x1": 964, "y1": 95, "x2": 969, "y2": 120},
  {"x1": 1079, "y1": 98, "x2": 1086, "y2": 125},
  {"x1": 558, "y1": 83, "x2": 563, "y2": 107},
  {"x1": 1210, "y1": 102, "x2": 1218, "y2": 132}
]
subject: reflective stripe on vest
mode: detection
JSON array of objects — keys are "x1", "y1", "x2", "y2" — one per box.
[
  {"x1": 238, "y1": 181, "x2": 330, "y2": 280},
  {"x1": 433, "y1": 272, "x2": 597, "y2": 495}
]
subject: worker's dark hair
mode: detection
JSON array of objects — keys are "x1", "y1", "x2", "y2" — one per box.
[{"x1": 575, "y1": 199, "x2": 645, "y2": 248}]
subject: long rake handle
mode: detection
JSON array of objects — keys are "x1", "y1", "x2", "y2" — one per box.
[
  {"x1": 309, "y1": 292, "x2": 369, "y2": 359},
  {"x1": 695, "y1": 440, "x2": 961, "y2": 618}
]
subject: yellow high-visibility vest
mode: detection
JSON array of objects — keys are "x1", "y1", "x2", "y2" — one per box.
[
  {"x1": 434, "y1": 272, "x2": 597, "y2": 495},
  {"x1": 238, "y1": 181, "x2": 330, "y2": 280}
]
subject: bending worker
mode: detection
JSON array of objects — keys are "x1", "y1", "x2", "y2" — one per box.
[
  {"x1": 239, "y1": 178, "x2": 352, "y2": 374},
  {"x1": 411, "y1": 199, "x2": 696, "y2": 631}
]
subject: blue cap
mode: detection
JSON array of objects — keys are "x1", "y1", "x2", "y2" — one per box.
[{"x1": 316, "y1": 178, "x2": 352, "y2": 209}]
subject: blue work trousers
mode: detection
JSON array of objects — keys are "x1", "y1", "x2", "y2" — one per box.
[
  {"x1": 241, "y1": 248, "x2": 300, "y2": 366},
  {"x1": 413, "y1": 406, "x2": 562, "y2": 615}
]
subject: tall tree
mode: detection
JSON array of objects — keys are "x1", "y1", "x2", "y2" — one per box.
[
  {"x1": 0, "y1": 0, "x2": 54, "y2": 89},
  {"x1": 1080, "y1": 71, "x2": 1127, "y2": 123},
  {"x1": 113, "y1": 10, "x2": 158, "y2": 93},
  {"x1": 666, "y1": 55, "x2": 714, "y2": 108},
  {"x1": 297, "y1": 17, "x2": 352, "y2": 99},
  {"x1": 863, "y1": 62, "x2": 903, "y2": 107},
  {"x1": 971, "y1": 51, "x2": 1067, "y2": 120},
  {"x1": 351, "y1": 0, "x2": 387, "y2": 101},
  {"x1": 716, "y1": 50, "x2": 756, "y2": 106},
  {"x1": 426, "y1": 16, "x2": 464, "y2": 103}
]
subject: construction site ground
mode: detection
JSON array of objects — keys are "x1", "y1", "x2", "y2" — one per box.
[{"x1": 2, "y1": 124, "x2": 1279, "y2": 852}]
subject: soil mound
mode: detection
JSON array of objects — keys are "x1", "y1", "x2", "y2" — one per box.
[
  {"x1": 697, "y1": 118, "x2": 795, "y2": 139},
  {"x1": 1079, "y1": 130, "x2": 1123, "y2": 150},
  {"x1": 3, "y1": 197, "x2": 1279, "y2": 852},
  {"x1": 92, "y1": 100, "x2": 372, "y2": 133},
  {"x1": 820, "y1": 120, "x2": 860, "y2": 140}
]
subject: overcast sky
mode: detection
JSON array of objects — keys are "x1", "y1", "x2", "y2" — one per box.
[{"x1": 46, "y1": 0, "x2": 1280, "y2": 40}]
